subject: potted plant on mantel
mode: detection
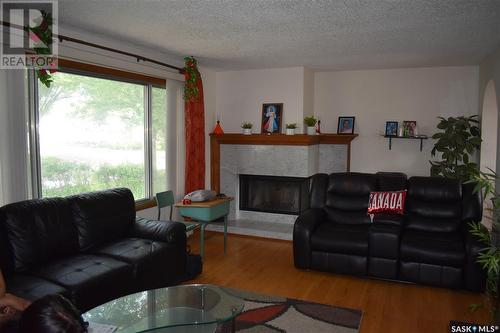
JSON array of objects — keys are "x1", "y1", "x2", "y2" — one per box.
[
  {"x1": 241, "y1": 122, "x2": 253, "y2": 135},
  {"x1": 304, "y1": 116, "x2": 317, "y2": 135},
  {"x1": 286, "y1": 123, "x2": 297, "y2": 135}
]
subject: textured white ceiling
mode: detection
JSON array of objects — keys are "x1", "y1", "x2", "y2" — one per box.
[{"x1": 58, "y1": 0, "x2": 500, "y2": 71}]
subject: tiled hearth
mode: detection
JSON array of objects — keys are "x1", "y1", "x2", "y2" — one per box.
[{"x1": 207, "y1": 134, "x2": 357, "y2": 240}]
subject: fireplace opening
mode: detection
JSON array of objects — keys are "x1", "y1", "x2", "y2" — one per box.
[{"x1": 239, "y1": 174, "x2": 309, "y2": 215}]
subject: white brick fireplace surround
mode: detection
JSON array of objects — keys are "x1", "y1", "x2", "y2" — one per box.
[{"x1": 207, "y1": 134, "x2": 356, "y2": 240}]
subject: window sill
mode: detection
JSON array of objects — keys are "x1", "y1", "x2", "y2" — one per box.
[{"x1": 135, "y1": 199, "x2": 157, "y2": 211}]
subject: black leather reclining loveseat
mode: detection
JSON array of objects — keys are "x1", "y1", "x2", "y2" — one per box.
[
  {"x1": 0, "y1": 188, "x2": 187, "y2": 311},
  {"x1": 293, "y1": 172, "x2": 486, "y2": 291}
]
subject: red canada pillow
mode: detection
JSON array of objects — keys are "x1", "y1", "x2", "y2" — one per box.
[{"x1": 367, "y1": 190, "x2": 407, "y2": 215}]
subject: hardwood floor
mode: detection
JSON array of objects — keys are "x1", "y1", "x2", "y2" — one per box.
[{"x1": 187, "y1": 231, "x2": 491, "y2": 333}]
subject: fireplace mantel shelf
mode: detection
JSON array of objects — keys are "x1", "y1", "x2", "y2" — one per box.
[
  {"x1": 209, "y1": 133, "x2": 358, "y2": 146},
  {"x1": 210, "y1": 133, "x2": 358, "y2": 193}
]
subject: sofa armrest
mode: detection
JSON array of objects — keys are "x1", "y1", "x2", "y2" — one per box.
[
  {"x1": 463, "y1": 222, "x2": 487, "y2": 292},
  {"x1": 293, "y1": 208, "x2": 326, "y2": 269},
  {"x1": 132, "y1": 217, "x2": 187, "y2": 245}
]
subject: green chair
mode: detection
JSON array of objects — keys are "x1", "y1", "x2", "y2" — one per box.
[
  {"x1": 155, "y1": 190, "x2": 175, "y2": 221},
  {"x1": 155, "y1": 190, "x2": 200, "y2": 232}
]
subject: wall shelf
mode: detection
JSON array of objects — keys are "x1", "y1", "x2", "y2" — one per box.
[{"x1": 384, "y1": 135, "x2": 428, "y2": 151}]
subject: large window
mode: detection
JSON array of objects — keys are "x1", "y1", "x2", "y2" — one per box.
[{"x1": 31, "y1": 63, "x2": 167, "y2": 201}]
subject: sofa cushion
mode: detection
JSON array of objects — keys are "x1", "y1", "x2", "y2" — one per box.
[
  {"x1": 68, "y1": 188, "x2": 136, "y2": 251},
  {"x1": 94, "y1": 238, "x2": 172, "y2": 275},
  {"x1": 325, "y1": 173, "x2": 376, "y2": 224},
  {"x1": 311, "y1": 223, "x2": 370, "y2": 255},
  {"x1": 400, "y1": 230, "x2": 465, "y2": 267},
  {"x1": 406, "y1": 177, "x2": 463, "y2": 233},
  {"x1": 6, "y1": 274, "x2": 69, "y2": 301},
  {"x1": 94, "y1": 237, "x2": 186, "y2": 289},
  {"x1": 31, "y1": 254, "x2": 133, "y2": 311},
  {"x1": 372, "y1": 213, "x2": 404, "y2": 226},
  {"x1": 0, "y1": 198, "x2": 79, "y2": 272}
]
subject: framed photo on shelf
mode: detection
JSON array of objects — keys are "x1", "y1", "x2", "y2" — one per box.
[
  {"x1": 261, "y1": 103, "x2": 283, "y2": 134},
  {"x1": 402, "y1": 121, "x2": 417, "y2": 137},
  {"x1": 385, "y1": 121, "x2": 398, "y2": 136},
  {"x1": 337, "y1": 116, "x2": 355, "y2": 134}
]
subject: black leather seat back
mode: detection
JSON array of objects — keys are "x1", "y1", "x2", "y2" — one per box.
[
  {"x1": 376, "y1": 172, "x2": 407, "y2": 191},
  {"x1": 0, "y1": 209, "x2": 14, "y2": 276},
  {"x1": 406, "y1": 177, "x2": 462, "y2": 233},
  {"x1": 462, "y1": 182, "x2": 482, "y2": 222},
  {"x1": 324, "y1": 173, "x2": 376, "y2": 224},
  {"x1": 0, "y1": 197, "x2": 79, "y2": 272},
  {"x1": 68, "y1": 188, "x2": 135, "y2": 251}
]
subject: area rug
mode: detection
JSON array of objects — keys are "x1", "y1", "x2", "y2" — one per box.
[{"x1": 216, "y1": 288, "x2": 363, "y2": 333}]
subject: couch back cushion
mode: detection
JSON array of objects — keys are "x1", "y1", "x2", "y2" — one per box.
[
  {"x1": 325, "y1": 173, "x2": 376, "y2": 224},
  {"x1": 376, "y1": 172, "x2": 407, "y2": 191},
  {"x1": 0, "y1": 198, "x2": 79, "y2": 272},
  {"x1": 406, "y1": 177, "x2": 462, "y2": 233},
  {"x1": 69, "y1": 188, "x2": 135, "y2": 251}
]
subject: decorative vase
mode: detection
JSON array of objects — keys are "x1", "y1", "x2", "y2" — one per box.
[
  {"x1": 286, "y1": 128, "x2": 295, "y2": 135},
  {"x1": 306, "y1": 126, "x2": 316, "y2": 135},
  {"x1": 243, "y1": 128, "x2": 252, "y2": 135}
]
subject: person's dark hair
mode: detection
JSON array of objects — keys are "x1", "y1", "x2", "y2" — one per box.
[{"x1": 18, "y1": 294, "x2": 88, "y2": 333}]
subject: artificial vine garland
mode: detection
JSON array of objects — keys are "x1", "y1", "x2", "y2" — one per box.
[
  {"x1": 183, "y1": 56, "x2": 200, "y2": 101},
  {"x1": 25, "y1": 11, "x2": 56, "y2": 87}
]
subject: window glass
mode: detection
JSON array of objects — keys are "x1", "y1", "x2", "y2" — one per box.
[{"x1": 38, "y1": 72, "x2": 146, "y2": 199}]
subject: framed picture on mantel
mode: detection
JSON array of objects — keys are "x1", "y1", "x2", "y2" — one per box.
[
  {"x1": 261, "y1": 103, "x2": 283, "y2": 134},
  {"x1": 337, "y1": 116, "x2": 355, "y2": 134}
]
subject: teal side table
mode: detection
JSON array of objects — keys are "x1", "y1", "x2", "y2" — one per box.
[{"x1": 175, "y1": 198, "x2": 233, "y2": 260}]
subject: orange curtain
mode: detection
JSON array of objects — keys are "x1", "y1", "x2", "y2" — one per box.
[{"x1": 184, "y1": 59, "x2": 205, "y2": 194}]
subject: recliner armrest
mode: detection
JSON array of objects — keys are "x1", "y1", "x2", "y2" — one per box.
[
  {"x1": 462, "y1": 221, "x2": 487, "y2": 292},
  {"x1": 293, "y1": 208, "x2": 326, "y2": 269},
  {"x1": 131, "y1": 217, "x2": 186, "y2": 245}
]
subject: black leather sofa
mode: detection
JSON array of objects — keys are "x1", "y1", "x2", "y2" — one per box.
[
  {"x1": 0, "y1": 188, "x2": 187, "y2": 311},
  {"x1": 293, "y1": 172, "x2": 486, "y2": 291}
]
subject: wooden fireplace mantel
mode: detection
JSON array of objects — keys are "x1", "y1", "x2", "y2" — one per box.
[{"x1": 209, "y1": 133, "x2": 358, "y2": 193}]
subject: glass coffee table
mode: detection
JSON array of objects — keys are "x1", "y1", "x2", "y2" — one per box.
[{"x1": 84, "y1": 284, "x2": 244, "y2": 333}]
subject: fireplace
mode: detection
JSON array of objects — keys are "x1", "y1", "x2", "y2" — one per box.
[{"x1": 239, "y1": 174, "x2": 310, "y2": 215}]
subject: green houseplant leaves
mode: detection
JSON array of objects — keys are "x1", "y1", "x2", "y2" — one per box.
[
  {"x1": 468, "y1": 169, "x2": 500, "y2": 315},
  {"x1": 430, "y1": 115, "x2": 481, "y2": 182}
]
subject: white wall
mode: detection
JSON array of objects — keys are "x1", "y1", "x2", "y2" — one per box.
[
  {"x1": 215, "y1": 67, "x2": 306, "y2": 133},
  {"x1": 314, "y1": 66, "x2": 479, "y2": 176},
  {"x1": 303, "y1": 67, "x2": 315, "y2": 118},
  {"x1": 480, "y1": 81, "x2": 498, "y2": 174},
  {"x1": 479, "y1": 46, "x2": 500, "y2": 176}
]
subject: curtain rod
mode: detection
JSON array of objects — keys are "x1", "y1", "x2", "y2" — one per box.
[{"x1": 0, "y1": 20, "x2": 185, "y2": 74}]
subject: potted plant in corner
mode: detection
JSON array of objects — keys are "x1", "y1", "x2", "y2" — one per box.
[
  {"x1": 241, "y1": 122, "x2": 253, "y2": 135},
  {"x1": 286, "y1": 123, "x2": 297, "y2": 135},
  {"x1": 304, "y1": 116, "x2": 317, "y2": 135},
  {"x1": 469, "y1": 169, "x2": 500, "y2": 320},
  {"x1": 430, "y1": 115, "x2": 481, "y2": 182}
]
